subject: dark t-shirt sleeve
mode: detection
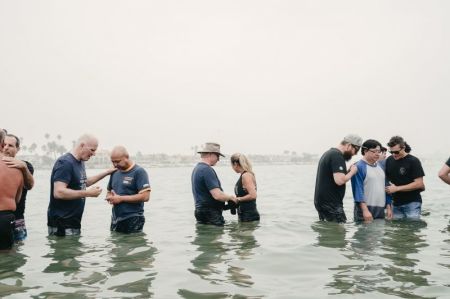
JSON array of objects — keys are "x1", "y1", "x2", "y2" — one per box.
[
  {"x1": 25, "y1": 161, "x2": 34, "y2": 175},
  {"x1": 136, "y1": 168, "x2": 150, "y2": 191},
  {"x1": 446, "y1": 157, "x2": 450, "y2": 167},
  {"x1": 53, "y1": 159, "x2": 73, "y2": 184},
  {"x1": 107, "y1": 174, "x2": 113, "y2": 191},
  {"x1": 330, "y1": 151, "x2": 346, "y2": 174},
  {"x1": 410, "y1": 157, "x2": 425, "y2": 179},
  {"x1": 203, "y1": 167, "x2": 221, "y2": 191}
]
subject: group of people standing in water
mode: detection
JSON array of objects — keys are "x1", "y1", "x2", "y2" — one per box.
[
  {"x1": 314, "y1": 134, "x2": 450, "y2": 224},
  {"x1": 0, "y1": 127, "x2": 449, "y2": 251},
  {"x1": 0, "y1": 128, "x2": 259, "y2": 250}
]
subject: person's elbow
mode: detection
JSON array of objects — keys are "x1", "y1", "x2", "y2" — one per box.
[
  {"x1": 209, "y1": 189, "x2": 222, "y2": 201},
  {"x1": 247, "y1": 190, "x2": 257, "y2": 200},
  {"x1": 333, "y1": 173, "x2": 346, "y2": 186},
  {"x1": 334, "y1": 178, "x2": 346, "y2": 186},
  {"x1": 53, "y1": 187, "x2": 66, "y2": 199},
  {"x1": 142, "y1": 191, "x2": 150, "y2": 202},
  {"x1": 25, "y1": 180, "x2": 35, "y2": 190},
  {"x1": 416, "y1": 180, "x2": 425, "y2": 191},
  {"x1": 211, "y1": 192, "x2": 221, "y2": 200},
  {"x1": 438, "y1": 170, "x2": 449, "y2": 181}
]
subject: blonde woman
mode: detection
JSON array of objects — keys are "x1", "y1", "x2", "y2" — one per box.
[{"x1": 230, "y1": 153, "x2": 260, "y2": 222}]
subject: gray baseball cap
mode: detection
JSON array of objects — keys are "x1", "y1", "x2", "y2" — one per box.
[{"x1": 343, "y1": 134, "x2": 363, "y2": 147}]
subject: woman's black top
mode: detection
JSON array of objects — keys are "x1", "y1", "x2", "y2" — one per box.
[{"x1": 234, "y1": 171, "x2": 260, "y2": 222}]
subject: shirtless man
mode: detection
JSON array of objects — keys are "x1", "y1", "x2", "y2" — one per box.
[
  {"x1": 2, "y1": 134, "x2": 34, "y2": 241},
  {"x1": 0, "y1": 128, "x2": 24, "y2": 250}
]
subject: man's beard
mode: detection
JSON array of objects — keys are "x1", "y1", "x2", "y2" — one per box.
[{"x1": 343, "y1": 150, "x2": 353, "y2": 161}]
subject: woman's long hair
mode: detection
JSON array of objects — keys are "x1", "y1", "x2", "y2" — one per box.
[{"x1": 230, "y1": 153, "x2": 254, "y2": 175}]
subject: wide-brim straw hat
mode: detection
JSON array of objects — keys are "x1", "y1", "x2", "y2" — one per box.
[{"x1": 197, "y1": 142, "x2": 225, "y2": 157}]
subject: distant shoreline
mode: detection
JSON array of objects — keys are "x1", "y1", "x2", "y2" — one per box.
[{"x1": 18, "y1": 152, "x2": 320, "y2": 169}]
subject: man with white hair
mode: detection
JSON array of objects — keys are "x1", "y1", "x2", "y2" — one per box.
[
  {"x1": 47, "y1": 134, "x2": 115, "y2": 236},
  {"x1": 106, "y1": 146, "x2": 151, "y2": 233}
]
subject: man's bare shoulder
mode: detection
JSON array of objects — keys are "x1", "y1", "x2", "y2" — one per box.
[{"x1": 0, "y1": 160, "x2": 23, "y2": 179}]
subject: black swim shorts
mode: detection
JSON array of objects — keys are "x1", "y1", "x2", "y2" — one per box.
[
  {"x1": 111, "y1": 216, "x2": 145, "y2": 234},
  {"x1": 0, "y1": 211, "x2": 15, "y2": 250},
  {"x1": 195, "y1": 208, "x2": 225, "y2": 226},
  {"x1": 315, "y1": 202, "x2": 347, "y2": 223}
]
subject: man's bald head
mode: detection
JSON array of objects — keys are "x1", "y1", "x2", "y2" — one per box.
[
  {"x1": 111, "y1": 146, "x2": 129, "y2": 159},
  {"x1": 110, "y1": 146, "x2": 132, "y2": 171}
]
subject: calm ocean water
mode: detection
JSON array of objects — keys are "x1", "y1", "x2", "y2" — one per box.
[{"x1": 1, "y1": 161, "x2": 449, "y2": 298}]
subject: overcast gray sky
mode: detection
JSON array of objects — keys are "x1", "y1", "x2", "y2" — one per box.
[{"x1": 1, "y1": 1, "x2": 449, "y2": 156}]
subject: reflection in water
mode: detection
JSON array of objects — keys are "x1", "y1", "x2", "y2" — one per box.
[
  {"x1": 43, "y1": 236, "x2": 84, "y2": 275},
  {"x1": 188, "y1": 224, "x2": 226, "y2": 284},
  {"x1": 381, "y1": 220, "x2": 431, "y2": 298},
  {"x1": 39, "y1": 236, "x2": 89, "y2": 298},
  {"x1": 106, "y1": 232, "x2": 158, "y2": 298},
  {"x1": 227, "y1": 221, "x2": 260, "y2": 288},
  {"x1": 443, "y1": 221, "x2": 450, "y2": 269},
  {"x1": 326, "y1": 220, "x2": 388, "y2": 295},
  {"x1": 319, "y1": 219, "x2": 433, "y2": 299},
  {"x1": 180, "y1": 223, "x2": 261, "y2": 299},
  {"x1": 0, "y1": 249, "x2": 29, "y2": 297},
  {"x1": 39, "y1": 233, "x2": 158, "y2": 298},
  {"x1": 311, "y1": 221, "x2": 348, "y2": 249}
]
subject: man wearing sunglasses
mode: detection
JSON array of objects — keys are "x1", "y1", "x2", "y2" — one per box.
[
  {"x1": 385, "y1": 136, "x2": 425, "y2": 220},
  {"x1": 438, "y1": 157, "x2": 450, "y2": 185},
  {"x1": 314, "y1": 134, "x2": 362, "y2": 223}
]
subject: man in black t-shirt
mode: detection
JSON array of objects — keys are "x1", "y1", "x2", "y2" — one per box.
[
  {"x1": 438, "y1": 157, "x2": 450, "y2": 185},
  {"x1": 385, "y1": 136, "x2": 425, "y2": 220},
  {"x1": 2, "y1": 134, "x2": 34, "y2": 241},
  {"x1": 314, "y1": 134, "x2": 362, "y2": 223}
]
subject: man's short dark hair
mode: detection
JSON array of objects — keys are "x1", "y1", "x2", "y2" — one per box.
[
  {"x1": 387, "y1": 135, "x2": 405, "y2": 148},
  {"x1": 404, "y1": 142, "x2": 411, "y2": 153},
  {"x1": 6, "y1": 134, "x2": 20, "y2": 148},
  {"x1": 380, "y1": 146, "x2": 387, "y2": 153},
  {"x1": 361, "y1": 139, "x2": 382, "y2": 155}
]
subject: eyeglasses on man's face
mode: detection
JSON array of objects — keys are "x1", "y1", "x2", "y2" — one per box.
[{"x1": 367, "y1": 149, "x2": 381, "y2": 154}]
